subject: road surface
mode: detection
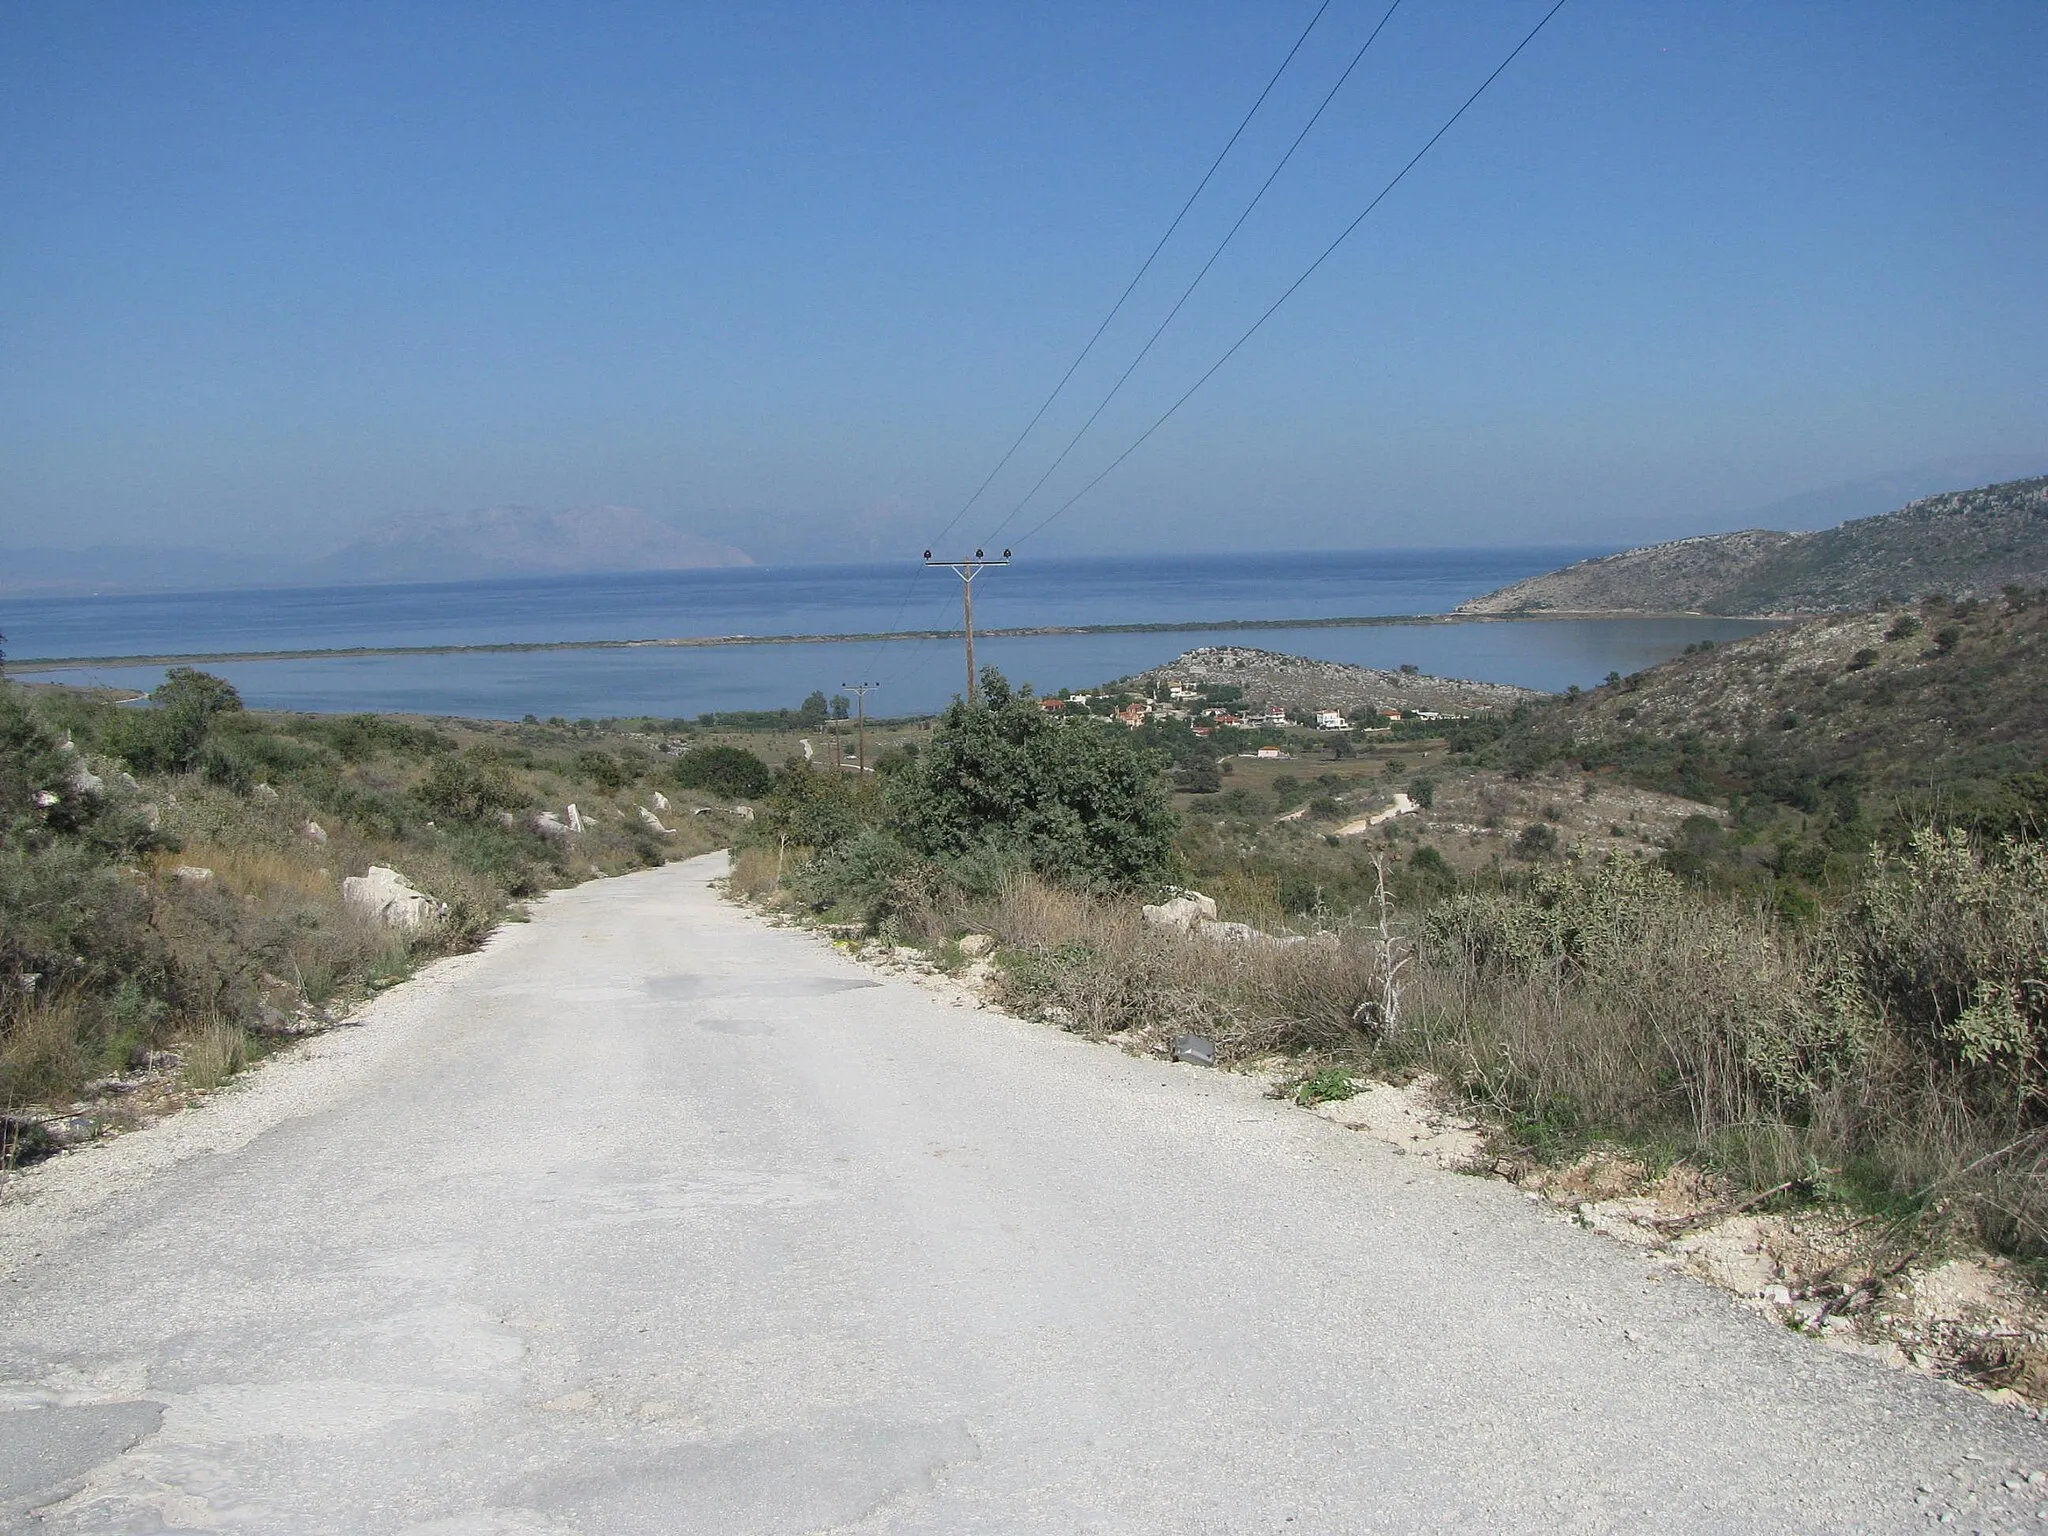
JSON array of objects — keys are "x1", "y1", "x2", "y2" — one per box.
[{"x1": 2, "y1": 852, "x2": 2041, "y2": 1533}]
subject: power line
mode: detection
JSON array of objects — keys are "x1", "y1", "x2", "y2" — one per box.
[
  {"x1": 1009, "y1": 0, "x2": 1570, "y2": 551},
  {"x1": 865, "y1": 0, "x2": 1334, "y2": 695},
  {"x1": 981, "y1": 0, "x2": 1406, "y2": 546},
  {"x1": 920, "y1": 0, "x2": 1336, "y2": 558}
]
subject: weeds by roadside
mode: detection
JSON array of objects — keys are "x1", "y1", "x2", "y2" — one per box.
[{"x1": 0, "y1": 675, "x2": 730, "y2": 1145}]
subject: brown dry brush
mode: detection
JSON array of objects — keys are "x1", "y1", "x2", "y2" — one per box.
[
  {"x1": 1399, "y1": 837, "x2": 2048, "y2": 1248},
  {"x1": 2, "y1": 695, "x2": 727, "y2": 1116},
  {"x1": 973, "y1": 874, "x2": 1381, "y2": 1058},
  {"x1": 972, "y1": 833, "x2": 2048, "y2": 1251}
]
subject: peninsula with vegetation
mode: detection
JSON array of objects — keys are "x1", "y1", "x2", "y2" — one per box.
[{"x1": 1457, "y1": 474, "x2": 2048, "y2": 616}]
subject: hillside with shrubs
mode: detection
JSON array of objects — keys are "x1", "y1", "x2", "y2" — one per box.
[
  {"x1": 731, "y1": 609, "x2": 2048, "y2": 1319},
  {"x1": 1458, "y1": 474, "x2": 2048, "y2": 615},
  {"x1": 0, "y1": 670, "x2": 731, "y2": 1152}
]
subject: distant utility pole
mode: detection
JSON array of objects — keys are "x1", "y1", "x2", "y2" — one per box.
[
  {"x1": 923, "y1": 548, "x2": 1010, "y2": 702},
  {"x1": 841, "y1": 681, "x2": 879, "y2": 775}
]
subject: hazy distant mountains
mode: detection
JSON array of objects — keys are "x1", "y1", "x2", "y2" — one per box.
[
  {"x1": 305, "y1": 506, "x2": 752, "y2": 584},
  {"x1": 0, "y1": 506, "x2": 753, "y2": 596},
  {"x1": 1458, "y1": 475, "x2": 2048, "y2": 616}
]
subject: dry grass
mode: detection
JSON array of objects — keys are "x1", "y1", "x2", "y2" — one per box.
[
  {"x1": 180, "y1": 1016, "x2": 248, "y2": 1091},
  {"x1": 727, "y1": 844, "x2": 787, "y2": 900},
  {"x1": 979, "y1": 873, "x2": 1379, "y2": 1057},
  {"x1": 961, "y1": 839, "x2": 2048, "y2": 1253},
  {"x1": 0, "y1": 995, "x2": 89, "y2": 1105}
]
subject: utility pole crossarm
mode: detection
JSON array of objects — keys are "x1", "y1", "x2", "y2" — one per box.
[{"x1": 923, "y1": 548, "x2": 1010, "y2": 702}]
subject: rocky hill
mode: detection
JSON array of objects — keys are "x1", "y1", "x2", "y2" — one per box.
[
  {"x1": 1468, "y1": 590, "x2": 2048, "y2": 825},
  {"x1": 1456, "y1": 476, "x2": 2048, "y2": 617},
  {"x1": 1135, "y1": 646, "x2": 1536, "y2": 715},
  {"x1": 311, "y1": 505, "x2": 752, "y2": 584}
]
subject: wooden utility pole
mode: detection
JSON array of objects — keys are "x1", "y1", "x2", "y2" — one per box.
[
  {"x1": 923, "y1": 548, "x2": 1010, "y2": 702},
  {"x1": 841, "y1": 681, "x2": 878, "y2": 775}
]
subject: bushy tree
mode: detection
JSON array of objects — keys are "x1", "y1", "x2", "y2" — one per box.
[
  {"x1": 103, "y1": 668, "x2": 243, "y2": 776},
  {"x1": 674, "y1": 744, "x2": 773, "y2": 800},
  {"x1": 151, "y1": 667, "x2": 243, "y2": 717},
  {"x1": 888, "y1": 668, "x2": 1177, "y2": 890},
  {"x1": 417, "y1": 751, "x2": 525, "y2": 822},
  {"x1": 574, "y1": 749, "x2": 630, "y2": 792}
]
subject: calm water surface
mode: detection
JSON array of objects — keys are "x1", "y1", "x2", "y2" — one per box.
[{"x1": 5, "y1": 551, "x2": 1771, "y2": 718}]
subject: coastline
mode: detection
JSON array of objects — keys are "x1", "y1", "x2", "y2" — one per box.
[{"x1": 5, "y1": 608, "x2": 1775, "y2": 675}]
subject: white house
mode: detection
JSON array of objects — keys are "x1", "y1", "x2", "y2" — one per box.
[{"x1": 1314, "y1": 710, "x2": 1348, "y2": 730}]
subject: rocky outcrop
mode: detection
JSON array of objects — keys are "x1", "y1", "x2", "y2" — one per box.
[
  {"x1": 341, "y1": 866, "x2": 443, "y2": 931},
  {"x1": 1142, "y1": 890, "x2": 1219, "y2": 930}
]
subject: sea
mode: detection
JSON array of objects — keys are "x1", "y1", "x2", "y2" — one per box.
[{"x1": 0, "y1": 550, "x2": 1773, "y2": 720}]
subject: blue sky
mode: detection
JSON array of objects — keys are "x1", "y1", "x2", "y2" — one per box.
[{"x1": 2, "y1": 1, "x2": 2043, "y2": 564}]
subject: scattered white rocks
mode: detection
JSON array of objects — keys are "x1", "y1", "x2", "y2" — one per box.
[
  {"x1": 638, "y1": 806, "x2": 671, "y2": 835},
  {"x1": 341, "y1": 866, "x2": 444, "y2": 932},
  {"x1": 566, "y1": 804, "x2": 585, "y2": 833},
  {"x1": 172, "y1": 866, "x2": 214, "y2": 885},
  {"x1": 651, "y1": 792, "x2": 670, "y2": 811},
  {"x1": 252, "y1": 782, "x2": 279, "y2": 803},
  {"x1": 535, "y1": 811, "x2": 570, "y2": 837},
  {"x1": 301, "y1": 820, "x2": 329, "y2": 845},
  {"x1": 956, "y1": 933, "x2": 995, "y2": 958}
]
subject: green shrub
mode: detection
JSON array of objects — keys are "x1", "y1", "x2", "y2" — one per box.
[
  {"x1": 104, "y1": 706, "x2": 210, "y2": 775},
  {"x1": 1840, "y1": 828, "x2": 2048, "y2": 1094},
  {"x1": 889, "y1": 669, "x2": 1177, "y2": 891},
  {"x1": 575, "y1": 749, "x2": 630, "y2": 792},
  {"x1": 151, "y1": 668, "x2": 243, "y2": 717},
  {"x1": 417, "y1": 751, "x2": 525, "y2": 823},
  {"x1": 674, "y1": 744, "x2": 773, "y2": 799},
  {"x1": 758, "y1": 761, "x2": 872, "y2": 852}
]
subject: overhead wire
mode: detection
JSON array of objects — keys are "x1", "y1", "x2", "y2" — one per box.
[
  {"x1": 1007, "y1": 0, "x2": 1570, "y2": 551},
  {"x1": 921, "y1": 0, "x2": 1337, "y2": 558},
  {"x1": 980, "y1": 0, "x2": 1406, "y2": 547},
  {"x1": 860, "y1": 0, "x2": 1338, "y2": 694}
]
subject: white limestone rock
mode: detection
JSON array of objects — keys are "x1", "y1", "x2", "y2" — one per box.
[
  {"x1": 341, "y1": 865, "x2": 444, "y2": 931},
  {"x1": 1141, "y1": 889, "x2": 1219, "y2": 931}
]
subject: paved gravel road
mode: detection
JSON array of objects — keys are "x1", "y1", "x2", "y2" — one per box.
[{"x1": 4, "y1": 852, "x2": 2043, "y2": 1533}]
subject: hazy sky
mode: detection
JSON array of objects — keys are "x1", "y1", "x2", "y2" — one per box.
[{"x1": 3, "y1": 1, "x2": 2043, "y2": 564}]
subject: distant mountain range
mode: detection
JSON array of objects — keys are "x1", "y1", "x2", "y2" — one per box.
[
  {"x1": 305, "y1": 506, "x2": 752, "y2": 584},
  {"x1": 1457, "y1": 475, "x2": 2048, "y2": 617},
  {"x1": 0, "y1": 506, "x2": 753, "y2": 596}
]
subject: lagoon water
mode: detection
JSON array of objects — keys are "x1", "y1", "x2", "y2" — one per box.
[{"x1": 4, "y1": 550, "x2": 1772, "y2": 718}]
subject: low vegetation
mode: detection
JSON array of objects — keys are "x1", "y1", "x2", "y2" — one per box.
[
  {"x1": 0, "y1": 672, "x2": 727, "y2": 1141},
  {"x1": 1458, "y1": 473, "x2": 2048, "y2": 616},
  {"x1": 737, "y1": 614, "x2": 2048, "y2": 1264}
]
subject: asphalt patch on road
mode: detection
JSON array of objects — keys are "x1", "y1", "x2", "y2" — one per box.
[{"x1": 0, "y1": 1400, "x2": 164, "y2": 1515}]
